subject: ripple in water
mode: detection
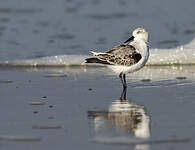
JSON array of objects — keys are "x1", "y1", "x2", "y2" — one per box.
[{"x1": 86, "y1": 12, "x2": 136, "y2": 20}]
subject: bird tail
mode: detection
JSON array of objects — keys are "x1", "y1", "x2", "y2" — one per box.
[
  {"x1": 90, "y1": 51, "x2": 107, "y2": 56},
  {"x1": 85, "y1": 57, "x2": 111, "y2": 65},
  {"x1": 85, "y1": 57, "x2": 99, "y2": 63}
]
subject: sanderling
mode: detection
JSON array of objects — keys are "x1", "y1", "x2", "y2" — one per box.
[{"x1": 85, "y1": 28, "x2": 149, "y2": 89}]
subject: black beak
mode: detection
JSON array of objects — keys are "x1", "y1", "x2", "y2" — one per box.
[{"x1": 124, "y1": 36, "x2": 134, "y2": 43}]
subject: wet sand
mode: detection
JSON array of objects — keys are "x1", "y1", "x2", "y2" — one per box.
[{"x1": 0, "y1": 67, "x2": 195, "y2": 150}]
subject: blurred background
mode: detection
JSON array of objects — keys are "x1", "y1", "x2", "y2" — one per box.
[{"x1": 0, "y1": 0, "x2": 195, "y2": 61}]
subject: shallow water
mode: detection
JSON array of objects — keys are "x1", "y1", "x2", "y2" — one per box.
[
  {"x1": 1, "y1": 65, "x2": 195, "y2": 81},
  {"x1": 0, "y1": 70, "x2": 195, "y2": 150}
]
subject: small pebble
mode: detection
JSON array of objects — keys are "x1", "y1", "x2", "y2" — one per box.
[
  {"x1": 29, "y1": 101, "x2": 45, "y2": 105},
  {"x1": 32, "y1": 125, "x2": 62, "y2": 129},
  {"x1": 48, "y1": 116, "x2": 54, "y2": 119},
  {"x1": 0, "y1": 135, "x2": 41, "y2": 142},
  {"x1": 32, "y1": 30, "x2": 40, "y2": 34},
  {"x1": 44, "y1": 74, "x2": 67, "y2": 78},
  {"x1": 48, "y1": 39, "x2": 55, "y2": 43},
  {"x1": 33, "y1": 111, "x2": 38, "y2": 114},
  {"x1": 176, "y1": 76, "x2": 187, "y2": 80},
  {"x1": 0, "y1": 80, "x2": 13, "y2": 83},
  {"x1": 49, "y1": 105, "x2": 53, "y2": 108},
  {"x1": 42, "y1": 96, "x2": 47, "y2": 99},
  {"x1": 88, "y1": 88, "x2": 92, "y2": 91},
  {"x1": 140, "y1": 79, "x2": 151, "y2": 82}
]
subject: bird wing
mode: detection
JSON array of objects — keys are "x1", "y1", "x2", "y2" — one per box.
[{"x1": 91, "y1": 44, "x2": 142, "y2": 66}]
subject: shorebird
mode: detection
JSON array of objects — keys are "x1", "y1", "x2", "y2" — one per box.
[{"x1": 85, "y1": 28, "x2": 149, "y2": 89}]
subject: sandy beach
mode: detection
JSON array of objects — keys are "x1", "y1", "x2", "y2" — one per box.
[{"x1": 0, "y1": 66, "x2": 194, "y2": 150}]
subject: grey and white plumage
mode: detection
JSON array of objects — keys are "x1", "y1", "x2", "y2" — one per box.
[{"x1": 86, "y1": 28, "x2": 149, "y2": 89}]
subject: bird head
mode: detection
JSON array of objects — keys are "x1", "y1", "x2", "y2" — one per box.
[{"x1": 132, "y1": 28, "x2": 149, "y2": 43}]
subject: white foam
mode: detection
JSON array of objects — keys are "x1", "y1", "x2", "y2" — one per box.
[
  {"x1": 0, "y1": 55, "x2": 89, "y2": 67},
  {"x1": 147, "y1": 38, "x2": 195, "y2": 65},
  {"x1": 1, "y1": 38, "x2": 195, "y2": 66},
  {"x1": 148, "y1": 47, "x2": 195, "y2": 65}
]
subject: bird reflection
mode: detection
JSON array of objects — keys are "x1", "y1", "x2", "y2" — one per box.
[{"x1": 88, "y1": 88, "x2": 150, "y2": 149}]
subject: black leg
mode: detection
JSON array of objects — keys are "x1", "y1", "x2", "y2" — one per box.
[
  {"x1": 120, "y1": 87, "x2": 127, "y2": 101},
  {"x1": 119, "y1": 73, "x2": 124, "y2": 86},
  {"x1": 123, "y1": 74, "x2": 127, "y2": 89},
  {"x1": 119, "y1": 73, "x2": 127, "y2": 101},
  {"x1": 119, "y1": 73, "x2": 127, "y2": 89}
]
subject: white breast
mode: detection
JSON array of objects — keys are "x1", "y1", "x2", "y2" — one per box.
[
  {"x1": 108, "y1": 65, "x2": 134, "y2": 74},
  {"x1": 108, "y1": 45, "x2": 149, "y2": 75}
]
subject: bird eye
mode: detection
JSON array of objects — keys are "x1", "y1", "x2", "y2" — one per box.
[{"x1": 137, "y1": 31, "x2": 142, "y2": 34}]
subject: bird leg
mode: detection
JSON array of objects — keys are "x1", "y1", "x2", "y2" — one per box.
[
  {"x1": 120, "y1": 86, "x2": 127, "y2": 101},
  {"x1": 119, "y1": 73, "x2": 127, "y2": 90},
  {"x1": 119, "y1": 73, "x2": 127, "y2": 101},
  {"x1": 123, "y1": 74, "x2": 127, "y2": 89},
  {"x1": 119, "y1": 73, "x2": 124, "y2": 87}
]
